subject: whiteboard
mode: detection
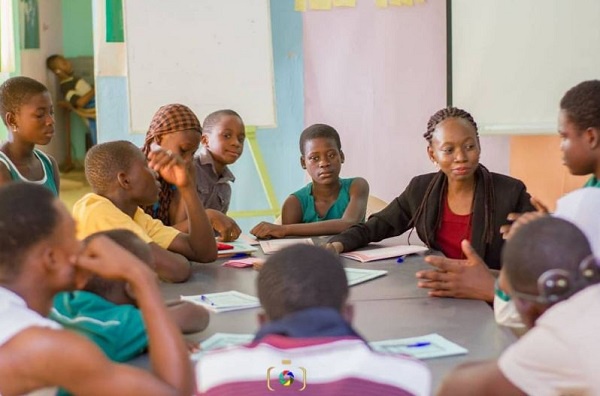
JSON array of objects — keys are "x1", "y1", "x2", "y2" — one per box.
[
  {"x1": 452, "y1": 0, "x2": 600, "y2": 134},
  {"x1": 124, "y1": 0, "x2": 276, "y2": 132}
]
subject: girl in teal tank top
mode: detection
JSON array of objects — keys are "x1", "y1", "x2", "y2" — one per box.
[
  {"x1": 251, "y1": 124, "x2": 369, "y2": 239},
  {"x1": 0, "y1": 77, "x2": 60, "y2": 196}
]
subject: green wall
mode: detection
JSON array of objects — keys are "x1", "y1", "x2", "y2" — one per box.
[
  {"x1": 61, "y1": 0, "x2": 93, "y2": 161},
  {"x1": 61, "y1": 0, "x2": 93, "y2": 57}
]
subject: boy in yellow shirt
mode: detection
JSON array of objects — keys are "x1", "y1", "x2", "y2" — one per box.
[{"x1": 73, "y1": 140, "x2": 217, "y2": 282}]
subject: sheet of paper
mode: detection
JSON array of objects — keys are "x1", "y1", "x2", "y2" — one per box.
[
  {"x1": 375, "y1": 0, "x2": 388, "y2": 8},
  {"x1": 237, "y1": 233, "x2": 260, "y2": 246},
  {"x1": 191, "y1": 332, "x2": 254, "y2": 361},
  {"x1": 390, "y1": 0, "x2": 413, "y2": 5},
  {"x1": 295, "y1": 0, "x2": 307, "y2": 11},
  {"x1": 309, "y1": 0, "x2": 332, "y2": 10},
  {"x1": 259, "y1": 238, "x2": 314, "y2": 254},
  {"x1": 181, "y1": 291, "x2": 260, "y2": 313},
  {"x1": 344, "y1": 268, "x2": 388, "y2": 286},
  {"x1": 201, "y1": 332, "x2": 254, "y2": 351},
  {"x1": 333, "y1": 0, "x2": 356, "y2": 6},
  {"x1": 370, "y1": 333, "x2": 468, "y2": 360}
]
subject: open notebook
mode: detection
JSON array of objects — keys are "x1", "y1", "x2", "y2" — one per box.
[
  {"x1": 259, "y1": 238, "x2": 314, "y2": 254},
  {"x1": 344, "y1": 268, "x2": 387, "y2": 286},
  {"x1": 341, "y1": 244, "x2": 428, "y2": 263},
  {"x1": 370, "y1": 333, "x2": 468, "y2": 360},
  {"x1": 181, "y1": 291, "x2": 260, "y2": 313}
]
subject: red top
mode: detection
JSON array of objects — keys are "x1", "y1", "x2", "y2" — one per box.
[{"x1": 436, "y1": 196, "x2": 472, "y2": 259}]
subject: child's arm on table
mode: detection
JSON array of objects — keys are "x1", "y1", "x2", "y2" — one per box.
[
  {"x1": 148, "y1": 243, "x2": 191, "y2": 283},
  {"x1": 251, "y1": 178, "x2": 369, "y2": 238}
]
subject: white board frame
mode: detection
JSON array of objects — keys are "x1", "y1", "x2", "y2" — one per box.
[
  {"x1": 123, "y1": 0, "x2": 276, "y2": 133},
  {"x1": 451, "y1": 0, "x2": 600, "y2": 135}
]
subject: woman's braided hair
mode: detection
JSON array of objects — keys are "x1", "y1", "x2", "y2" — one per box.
[{"x1": 408, "y1": 107, "x2": 495, "y2": 247}]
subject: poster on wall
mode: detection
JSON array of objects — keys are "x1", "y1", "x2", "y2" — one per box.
[{"x1": 19, "y1": 0, "x2": 40, "y2": 49}]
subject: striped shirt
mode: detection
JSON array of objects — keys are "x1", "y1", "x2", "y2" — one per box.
[{"x1": 195, "y1": 334, "x2": 430, "y2": 396}]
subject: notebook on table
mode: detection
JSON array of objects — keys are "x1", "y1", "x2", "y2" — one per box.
[
  {"x1": 181, "y1": 291, "x2": 260, "y2": 313},
  {"x1": 341, "y1": 244, "x2": 428, "y2": 263}
]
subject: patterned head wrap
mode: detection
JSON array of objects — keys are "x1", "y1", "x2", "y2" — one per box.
[
  {"x1": 142, "y1": 103, "x2": 202, "y2": 156},
  {"x1": 142, "y1": 103, "x2": 202, "y2": 225}
]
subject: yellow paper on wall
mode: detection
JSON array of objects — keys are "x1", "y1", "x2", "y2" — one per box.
[
  {"x1": 309, "y1": 0, "x2": 332, "y2": 10},
  {"x1": 375, "y1": 0, "x2": 388, "y2": 8},
  {"x1": 390, "y1": 0, "x2": 414, "y2": 5},
  {"x1": 333, "y1": 0, "x2": 356, "y2": 6},
  {"x1": 295, "y1": 0, "x2": 307, "y2": 11}
]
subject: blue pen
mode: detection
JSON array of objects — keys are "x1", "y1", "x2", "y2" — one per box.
[
  {"x1": 231, "y1": 253, "x2": 249, "y2": 259},
  {"x1": 406, "y1": 342, "x2": 431, "y2": 348},
  {"x1": 200, "y1": 295, "x2": 216, "y2": 306}
]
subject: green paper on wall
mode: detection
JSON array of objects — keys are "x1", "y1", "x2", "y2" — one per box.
[{"x1": 106, "y1": 0, "x2": 124, "y2": 42}]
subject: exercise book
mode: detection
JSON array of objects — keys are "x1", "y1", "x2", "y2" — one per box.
[
  {"x1": 181, "y1": 291, "x2": 260, "y2": 313},
  {"x1": 344, "y1": 268, "x2": 388, "y2": 286},
  {"x1": 341, "y1": 244, "x2": 428, "y2": 263},
  {"x1": 370, "y1": 333, "x2": 468, "y2": 360},
  {"x1": 259, "y1": 238, "x2": 314, "y2": 254}
]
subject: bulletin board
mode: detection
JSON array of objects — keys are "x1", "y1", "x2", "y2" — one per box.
[
  {"x1": 123, "y1": 0, "x2": 276, "y2": 132},
  {"x1": 451, "y1": 0, "x2": 600, "y2": 134}
]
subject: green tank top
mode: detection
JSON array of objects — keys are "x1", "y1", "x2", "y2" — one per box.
[
  {"x1": 292, "y1": 178, "x2": 358, "y2": 223},
  {"x1": 584, "y1": 176, "x2": 600, "y2": 188},
  {"x1": 0, "y1": 148, "x2": 58, "y2": 196}
]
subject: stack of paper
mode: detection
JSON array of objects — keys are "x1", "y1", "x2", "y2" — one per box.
[
  {"x1": 259, "y1": 238, "x2": 314, "y2": 254},
  {"x1": 369, "y1": 333, "x2": 468, "y2": 360},
  {"x1": 181, "y1": 291, "x2": 260, "y2": 313},
  {"x1": 341, "y1": 244, "x2": 428, "y2": 263},
  {"x1": 344, "y1": 268, "x2": 388, "y2": 286},
  {"x1": 217, "y1": 241, "x2": 258, "y2": 258}
]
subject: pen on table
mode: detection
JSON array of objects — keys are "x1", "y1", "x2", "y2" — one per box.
[
  {"x1": 200, "y1": 295, "x2": 216, "y2": 306},
  {"x1": 405, "y1": 342, "x2": 431, "y2": 348}
]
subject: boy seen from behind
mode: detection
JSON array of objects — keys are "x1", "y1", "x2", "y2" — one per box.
[{"x1": 195, "y1": 244, "x2": 430, "y2": 395}]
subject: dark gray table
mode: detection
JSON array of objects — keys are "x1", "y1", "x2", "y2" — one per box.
[{"x1": 148, "y1": 238, "x2": 515, "y2": 390}]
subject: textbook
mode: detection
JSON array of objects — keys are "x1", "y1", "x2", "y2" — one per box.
[
  {"x1": 217, "y1": 240, "x2": 258, "y2": 258},
  {"x1": 369, "y1": 333, "x2": 468, "y2": 360},
  {"x1": 344, "y1": 268, "x2": 388, "y2": 286},
  {"x1": 259, "y1": 238, "x2": 314, "y2": 254},
  {"x1": 181, "y1": 291, "x2": 260, "y2": 313},
  {"x1": 340, "y1": 244, "x2": 428, "y2": 263}
]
